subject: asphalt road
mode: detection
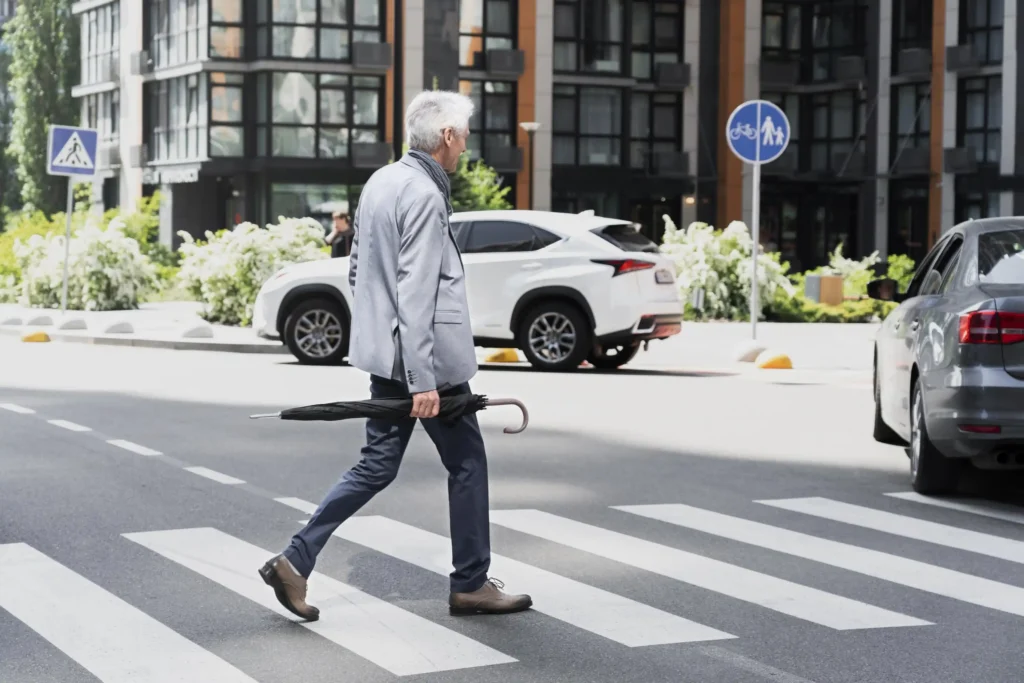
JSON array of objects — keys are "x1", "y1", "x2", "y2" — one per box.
[{"x1": 2, "y1": 338, "x2": 1023, "y2": 683}]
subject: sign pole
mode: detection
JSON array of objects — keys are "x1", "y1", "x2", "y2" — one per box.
[
  {"x1": 61, "y1": 178, "x2": 74, "y2": 315},
  {"x1": 751, "y1": 162, "x2": 760, "y2": 341}
]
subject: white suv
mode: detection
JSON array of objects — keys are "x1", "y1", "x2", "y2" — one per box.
[{"x1": 253, "y1": 210, "x2": 683, "y2": 371}]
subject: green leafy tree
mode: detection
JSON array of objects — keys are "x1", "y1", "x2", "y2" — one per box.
[
  {"x1": 6, "y1": 0, "x2": 80, "y2": 215},
  {"x1": 0, "y1": 43, "x2": 21, "y2": 222},
  {"x1": 450, "y1": 154, "x2": 513, "y2": 211}
]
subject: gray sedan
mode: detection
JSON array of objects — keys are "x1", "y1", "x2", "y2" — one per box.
[{"x1": 869, "y1": 217, "x2": 1024, "y2": 495}]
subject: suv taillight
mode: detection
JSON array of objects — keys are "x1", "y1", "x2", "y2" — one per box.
[
  {"x1": 958, "y1": 310, "x2": 1024, "y2": 345},
  {"x1": 592, "y1": 259, "x2": 655, "y2": 276}
]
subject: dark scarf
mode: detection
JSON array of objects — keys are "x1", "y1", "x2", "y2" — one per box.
[{"x1": 407, "y1": 149, "x2": 454, "y2": 216}]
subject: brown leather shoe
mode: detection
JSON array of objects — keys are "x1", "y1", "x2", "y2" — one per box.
[
  {"x1": 449, "y1": 578, "x2": 532, "y2": 616},
  {"x1": 259, "y1": 554, "x2": 320, "y2": 621}
]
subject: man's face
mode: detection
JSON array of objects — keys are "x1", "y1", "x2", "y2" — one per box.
[{"x1": 439, "y1": 127, "x2": 468, "y2": 173}]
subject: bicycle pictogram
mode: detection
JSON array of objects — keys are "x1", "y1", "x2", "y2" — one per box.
[{"x1": 729, "y1": 122, "x2": 758, "y2": 141}]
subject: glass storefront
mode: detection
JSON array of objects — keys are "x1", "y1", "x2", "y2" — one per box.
[{"x1": 269, "y1": 183, "x2": 364, "y2": 233}]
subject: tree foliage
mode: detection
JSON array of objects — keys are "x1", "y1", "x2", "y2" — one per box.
[
  {"x1": 0, "y1": 44, "x2": 20, "y2": 222},
  {"x1": 6, "y1": 0, "x2": 80, "y2": 215},
  {"x1": 450, "y1": 154, "x2": 514, "y2": 211}
]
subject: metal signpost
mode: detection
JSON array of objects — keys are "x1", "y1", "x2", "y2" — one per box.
[
  {"x1": 724, "y1": 100, "x2": 790, "y2": 340},
  {"x1": 46, "y1": 125, "x2": 98, "y2": 315}
]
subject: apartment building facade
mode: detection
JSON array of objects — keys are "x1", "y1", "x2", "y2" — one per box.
[{"x1": 70, "y1": 0, "x2": 1024, "y2": 268}]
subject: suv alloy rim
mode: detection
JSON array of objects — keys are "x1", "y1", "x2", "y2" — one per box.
[
  {"x1": 528, "y1": 312, "x2": 576, "y2": 364},
  {"x1": 295, "y1": 309, "x2": 343, "y2": 359}
]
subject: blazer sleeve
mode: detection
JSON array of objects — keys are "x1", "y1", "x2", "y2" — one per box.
[
  {"x1": 396, "y1": 188, "x2": 447, "y2": 394},
  {"x1": 347, "y1": 213, "x2": 359, "y2": 291}
]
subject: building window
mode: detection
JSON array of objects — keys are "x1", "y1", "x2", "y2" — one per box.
[
  {"x1": 256, "y1": 72, "x2": 383, "y2": 159},
  {"x1": 891, "y1": 83, "x2": 930, "y2": 162},
  {"x1": 144, "y1": 74, "x2": 204, "y2": 163},
  {"x1": 808, "y1": 1, "x2": 868, "y2": 82},
  {"x1": 809, "y1": 89, "x2": 864, "y2": 172},
  {"x1": 459, "y1": 80, "x2": 516, "y2": 164},
  {"x1": 459, "y1": 0, "x2": 515, "y2": 69},
  {"x1": 958, "y1": 75, "x2": 1001, "y2": 165},
  {"x1": 270, "y1": 183, "x2": 362, "y2": 231},
  {"x1": 211, "y1": 0, "x2": 243, "y2": 59},
  {"x1": 960, "y1": 0, "x2": 1003, "y2": 65},
  {"x1": 81, "y1": 90, "x2": 120, "y2": 146},
  {"x1": 256, "y1": 0, "x2": 384, "y2": 61},
  {"x1": 956, "y1": 187, "x2": 1001, "y2": 222},
  {"x1": 892, "y1": 0, "x2": 932, "y2": 59},
  {"x1": 553, "y1": 85, "x2": 622, "y2": 165},
  {"x1": 554, "y1": 0, "x2": 625, "y2": 74},
  {"x1": 630, "y1": 1, "x2": 683, "y2": 80},
  {"x1": 629, "y1": 92, "x2": 680, "y2": 170},
  {"x1": 81, "y1": 2, "x2": 119, "y2": 85},
  {"x1": 762, "y1": 2, "x2": 802, "y2": 58},
  {"x1": 148, "y1": 0, "x2": 203, "y2": 69},
  {"x1": 209, "y1": 72, "x2": 243, "y2": 156},
  {"x1": 763, "y1": 91, "x2": 800, "y2": 166}
]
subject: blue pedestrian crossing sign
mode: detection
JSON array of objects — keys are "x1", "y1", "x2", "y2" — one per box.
[
  {"x1": 47, "y1": 125, "x2": 99, "y2": 177},
  {"x1": 725, "y1": 100, "x2": 790, "y2": 165}
]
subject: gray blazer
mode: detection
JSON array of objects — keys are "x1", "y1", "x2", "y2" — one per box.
[{"x1": 346, "y1": 155, "x2": 478, "y2": 394}]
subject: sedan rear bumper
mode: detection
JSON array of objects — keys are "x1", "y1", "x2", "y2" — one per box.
[{"x1": 924, "y1": 367, "x2": 1024, "y2": 464}]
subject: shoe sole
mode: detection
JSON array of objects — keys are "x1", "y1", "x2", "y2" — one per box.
[
  {"x1": 258, "y1": 561, "x2": 320, "y2": 622},
  {"x1": 449, "y1": 600, "x2": 533, "y2": 617}
]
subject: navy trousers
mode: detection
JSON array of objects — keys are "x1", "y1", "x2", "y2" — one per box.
[{"x1": 282, "y1": 375, "x2": 491, "y2": 594}]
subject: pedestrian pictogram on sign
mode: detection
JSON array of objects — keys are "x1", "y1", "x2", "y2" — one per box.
[{"x1": 47, "y1": 125, "x2": 99, "y2": 178}]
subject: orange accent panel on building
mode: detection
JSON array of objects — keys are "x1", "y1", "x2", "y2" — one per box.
[
  {"x1": 717, "y1": 0, "x2": 746, "y2": 229},
  {"x1": 385, "y1": 0, "x2": 395, "y2": 143},
  {"x1": 928, "y1": 0, "x2": 946, "y2": 247},
  {"x1": 516, "y1": 0, "x2": 537, "y2": 209}
]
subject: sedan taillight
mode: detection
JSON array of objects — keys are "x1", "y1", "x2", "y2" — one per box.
[
  {"x1": 958, "y1": 310, "x2": 1024, "y2": 345},
  {"x1": 591, "y1": 259, "x2": 655, "y2": 276}
]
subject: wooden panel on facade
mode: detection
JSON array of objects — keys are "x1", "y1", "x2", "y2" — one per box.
[
  {"x1": 928, "y1": 0, "x2": 946, "y2": 248},
  {"x1": 516, "y1": 0, "x2": 536, "y2": 209},
  {"x1": 385, "y1": 0, "x2": 395, "y2": 144},
  {"x1": 717, "y1": 0, "x2": 745, "y2": 229}
]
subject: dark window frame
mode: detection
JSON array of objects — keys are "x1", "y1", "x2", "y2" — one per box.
[
  {"x1": 629, "y1": 0, "x2": 684, "y2": 81},
  {"x1": 208, "y1": 71, "x2": 244, "y2": 157},
  {"x1": 959, "y1": 0, "x2": 1003, "y2": 66},
  {"x1": 459, "y1": 0, "x2": 518, "y2": 69},
  {"x1": 81, "y1": 2, "x2": 120, "y2": 85},
  {"x1": 553, "y1": 0, "x2": 627, "y2": 75},
  {"x1": 458, "y1": 79, "x2": 518, "y2": 166},
  {"x1": 255, "y1": 71, "x2": 385, "y2": 160},
  {"x1": 552, "y1": 84, "x2": 624, "y2": 167},
  {"x1": 143, "y1": 73, "x2": 204, "y2": 164},
  {"x1": 890, "y1": 82, "x2": 931, "y2": 163},
  {"x1": 807, "y1": 0, "x2": 869, "y2": 82},
  {"x1": 146, "y1": 0, "x2": 203, "y2": 69},
  {"x1": 761, "y1": 1, "x2": 802, "y2": 58},
  {"x1": 809, "y1": 88, "x2": 866, "y2": 172},
  {"x1": 957, "y1": 74, "x2": 1001, "y2": 166},
  {"x1": 254, "y1": 0, "x2": 386, "y2": 63},
  {"x1": 628, "y1": 91, "x2": 682, "y2": 171},
  {"x1": 210, "y1": 0, "x2": 244, "y2": 60},
  {"x1": 892, "y1": 0, "x2": 932, "y2": 64}
]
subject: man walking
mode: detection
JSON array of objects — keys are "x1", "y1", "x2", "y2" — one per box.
[{"x1": 259, "y1": 90, "x2": 532, "y2": 621}]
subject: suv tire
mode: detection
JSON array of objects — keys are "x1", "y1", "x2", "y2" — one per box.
[
  {"x1": 518, "y1": 301, "x2": 591, "y2": 372},
  {"x1": 283, "y1": 297, "x2": 348, "y2": 365}
]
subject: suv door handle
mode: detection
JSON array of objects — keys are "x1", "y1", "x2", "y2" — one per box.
[
  {"x1": 910, "y1": 319, "x2": 920, "y2": 330},
  {"x1": 522, "y1": 262, "x2": 542, "y2": 270}
]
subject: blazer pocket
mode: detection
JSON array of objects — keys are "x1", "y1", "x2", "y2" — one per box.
[{"x1": 434, "y1": 309, "x2": 462, "y2": 324}]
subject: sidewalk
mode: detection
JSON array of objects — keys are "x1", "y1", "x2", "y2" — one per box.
[{"x1": 0, "y1": 301, "x2": 880, "y2": 373}]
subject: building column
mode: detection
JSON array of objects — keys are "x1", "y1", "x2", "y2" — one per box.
[
  {"x1": 1001, "y1": 0, "x2": 1017, "y2": 216},
  {"x1": 875, "y1": 0, "x2": 893, "y2": 259},
  {"x1": 120, "y1": 0, "x2": 143, "y2": 213},
  {"x1": 516, "y1": 0, "x2": 552, "y2": 211},
  {"x1": 681, "y1": 0, "x2": 701, "y2": 228},
  {"x1": 740, "y1": 0, "x2": 761, "y2": 230},
  {"x1": 936, "y1": 0, "x2": 958, "y2": 240},
  {"x1": 716, "y1": 0, "x2": 746, "y2": 229},
  {"x1": 402, "y1": 0, "x2": 424, "y2": 116}
]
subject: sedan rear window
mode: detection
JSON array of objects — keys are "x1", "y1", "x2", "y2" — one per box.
[
  {"x1": 593, "y1": 224, "x2": 659, "y2": 253},
  {"x1": 979, "y1": 228, "x2": 1024, "y2": 284}
]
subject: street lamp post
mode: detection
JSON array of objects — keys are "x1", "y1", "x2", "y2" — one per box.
[{"x1": 519, "y1": 122, "x2": 540, "y2": 210}]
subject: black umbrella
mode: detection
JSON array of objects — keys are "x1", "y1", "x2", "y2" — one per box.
[{"x1": 250, "y1": 393, "x2": 529, "y2": 434}]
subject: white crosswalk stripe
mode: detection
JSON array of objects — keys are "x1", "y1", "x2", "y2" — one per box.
[
  {"x1": 123, "y1": 527, "x2": 515, "y2": 676},
  {"x1": 490, "y1": 509, "x2": 926, "y2": 630},
  {"x1": 884, "y1": 491, "x2": 1024, "y2": 526},
  {"x1": 616, "y1": 502, "x2": 1024, "y2": 619},
  {"x1": 0, "y1": 542, "x2": 260, "y2": 683},
  {"x1": 758, "y1": 497, "x2": 1024, "y2": 564},
  {"x1": 331, "y1": 515, "x2": 735, "y2": 646}
]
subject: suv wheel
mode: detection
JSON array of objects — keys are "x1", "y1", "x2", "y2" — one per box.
[
  {"x1": 518, "y1": 301, "x2": 591, "y2": 372},
  {"x1": 283, "y1": 297, "x2": 348, "y2": 365},
  {"x1": 588, "y1": 342, "x2": 641, "y2": 370}
]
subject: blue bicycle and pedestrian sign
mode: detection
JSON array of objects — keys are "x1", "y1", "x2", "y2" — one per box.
[{"x1": 725, "y1": 100, "x2": 791, "y2": 342}]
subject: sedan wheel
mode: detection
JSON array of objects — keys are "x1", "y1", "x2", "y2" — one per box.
[{"x1": 907, "y1": 379, "x2": 961, "y2": 495}]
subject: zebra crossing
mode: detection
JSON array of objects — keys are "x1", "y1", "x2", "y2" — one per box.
[{"x1": 2, "y1": 491, "x2": 1023, "y2": 682}]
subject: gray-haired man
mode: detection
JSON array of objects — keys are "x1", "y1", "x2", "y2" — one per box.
[{"x1": 259, "y1": 90, "x2": 532, "y2": 620}]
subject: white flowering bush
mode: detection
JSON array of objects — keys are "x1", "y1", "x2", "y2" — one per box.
[
  {"x1": 177, "y1": 216, "x2": 327, "y2": 326},
  {"x1": 659, "y1": 217, "x2": 794, "y2": 321},
  {"x1": 12, "y1": 217, "x2": 158, "y2": 310}
]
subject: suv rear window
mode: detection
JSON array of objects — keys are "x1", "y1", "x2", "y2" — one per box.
[
  {"x1": 979, "y1": 228, "x2": 1024, "y2": 284},
  {"x1": 593, "y1": 224, "x2": 659, "y2": 253}
]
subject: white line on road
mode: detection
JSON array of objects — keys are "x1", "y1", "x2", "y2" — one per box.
[
  {"x1": 697, "y1": 646, "x2": 820, "y2": 683},
  {"x1": 184, "y1": 466, "x2": 245, "y2": 485},
  {"x1": 617, "y1": 503, "x2": 1024, "y2": 619},
  {"x1": 0, "y1": 542, "x2": 259, "y2": 683},
  {"x1": 492, "y1": 510, "x2": 925, "y2": 631},
  {"x1": 333, "y1": 515, "x2": 734, "y2": 646},
  {"x1": 274, "y1": 497, "x2": 319, "y2": 514},
  {"x1": 124, "y1": 527, "x2": 515, "y2": 676},
  {"x1": 106, "y1": 439, "x2": 162, "y2": 456},
  {"x1": 884, "y1": 492, "x2": 1024, "y2": 526},
  {"x1": 47, "y1": 419, "x2": 92, "y2": 433},
  {"x1": 0, "y1": 403, "x2": 34, "y2": 414},
  {"x1": 758, "y1": 497, "x2": 1024, "y2": 565}
]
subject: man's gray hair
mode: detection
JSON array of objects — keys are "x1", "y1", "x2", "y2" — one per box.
[{"x1": 405, "y1": 90, "x2": 475, "y2": 153}]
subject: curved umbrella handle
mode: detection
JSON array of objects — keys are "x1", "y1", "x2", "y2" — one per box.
[{"x1": 486, "y1": 398, "x2": 529, "y2": 434}]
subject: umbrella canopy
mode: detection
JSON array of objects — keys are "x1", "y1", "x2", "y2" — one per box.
[{"x1": 250, "y1": 394, "x2": 529, "y2": 434}]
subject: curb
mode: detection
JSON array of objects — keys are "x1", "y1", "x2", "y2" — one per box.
[{"x1": 0, "y1": 326, "x2": 290, "y2": 354}]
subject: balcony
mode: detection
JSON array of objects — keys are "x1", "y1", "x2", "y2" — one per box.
[
  {"x1": 761, "y1": 58, "x2": 800, "y2": 88},
  {"x1": 352, "y1": 42, "x2": 393, "y2": 71},
  {"x1": 945, "y1": 45, "x2": 981, "y2": 73},
  {"x1": 651, "y1": 151, "x2": 690, "y2": 178},
  {"x1": 130, "y1": 50, "x2": 152, "y2": 76},
  {"x1": 895, "y1": 48, "x2": 932, "y2": 78},
  {"x1": 892, "y1": 146, "x2": 930, "y2": 175},
  {"x1": 831, "y1": 149, "x2": 867, "y2": 177},
  {"x1": 351, "y1": 142, "x2": 393, "y2": 169},
  {"x1": 98, "y1": 143, "x2": 121, "y2": 169},
  {"x1": 943, "y1": 147, "x2": 978, "y2": 174},
  {"x1": 482, "y1": 146, "x2": 523, "y2": 173},
  {"x1": 485, "y1": 50, "x2": 526, "y2": 77},
  {"x1": 655, "y1": 63, "x2": 691, "y2": 90}
]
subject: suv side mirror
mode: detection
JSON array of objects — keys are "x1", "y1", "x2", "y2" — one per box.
[{"x1": 867, "y1": 277, "x2": 901, "y2": 302}]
